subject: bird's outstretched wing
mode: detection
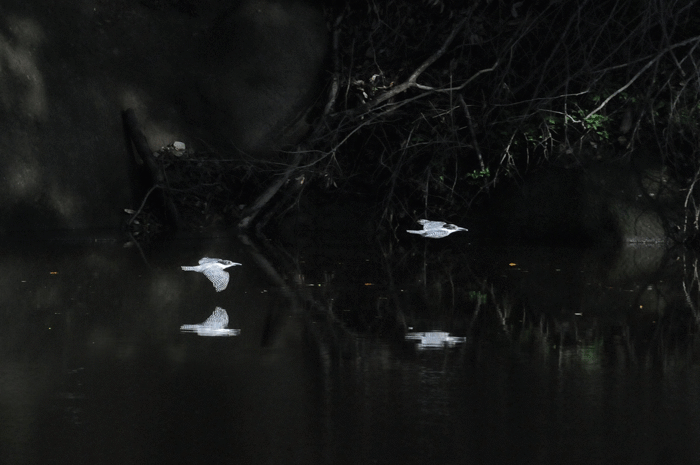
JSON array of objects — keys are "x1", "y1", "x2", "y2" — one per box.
[
  {"x1": 203, "y1": 267, "x2": 229, "y2": 292},
  {"x1": 418, "y1": 219, "x2": 446, "y2": 229}
]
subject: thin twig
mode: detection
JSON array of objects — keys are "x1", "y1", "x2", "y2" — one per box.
[
  {"x1": 238, "y1": 153, "x2": 302, "y2": 230},
  {"x1": 684, "y1": 166, "x2": 700, "y2": 235},
  {"x1": 458, "y1": 94, "x2": 485, "y2": 173},
  {"x1": 128, "y1": 184, "x2": 160, "y2": 225},
  {"x1": 323, "y1": 14, "x2": 344, "y2": 117},
  {"x1": 357, "y1": 16, "x2": 469, "y2": 112},
  {"x1": 585, "y1": 35, "x2": 700, "y2": 120}
]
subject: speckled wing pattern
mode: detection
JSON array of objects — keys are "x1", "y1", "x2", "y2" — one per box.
[
  {"x1": 407, "y1": 219, "x2": 467, "y2": 238},
  {"x1": 180, "y1": 307, "x2": 239, "y2": 336},
  {"x1": 200, "y1": 307, "x2": 229, "y2": 329},
  {"x1": 202, "y1": 267, "x2": 229, "y2": 292},
  {"x1": 180, "y1": 307, "x2": 229, "y2": 330},
  {"x1": 417, "y1": 219, "x2": 446, "y2": 229},
  {"x1": 421, "y1": 229, "x2": 452, "y2": 239},
  {"x1": 181, "y1": 257, "x2": 238, "y2": 292}
]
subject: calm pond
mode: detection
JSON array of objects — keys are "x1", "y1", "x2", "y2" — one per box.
[{"x1": 1, "y1": 235, "x2": 699, "y2": 464}]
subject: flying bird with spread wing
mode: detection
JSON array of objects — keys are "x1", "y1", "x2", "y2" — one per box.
[
  {"x1": 181, "y1": 257, "x2": 241, "y2": 292},
  {"x1": 407, "y1": 219, "x2": 468, "y2": 239}
]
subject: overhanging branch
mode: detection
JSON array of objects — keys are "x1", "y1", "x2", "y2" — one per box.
[{"x1": 356, "y1": 16, "x2": 469, "y2": 113}]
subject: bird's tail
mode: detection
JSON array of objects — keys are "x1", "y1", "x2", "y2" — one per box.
[
  {"x1": 181, "y1": 266, "x2": 196, "y2": 271},
  {"x1": 406, "y1": 230, "x2": 422, "y2": 235}
]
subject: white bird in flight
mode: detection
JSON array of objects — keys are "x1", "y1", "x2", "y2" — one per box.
[
  {"x1": 181, "y1": 257, "x2": 241, "y2": 292},
  {"x1": 407, "y1": 219, "x2": 468, "y2": 239}
]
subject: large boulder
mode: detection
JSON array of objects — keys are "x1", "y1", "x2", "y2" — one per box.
[{"x1": 487, "y1": 160, "x2": 681, "y2": 245}]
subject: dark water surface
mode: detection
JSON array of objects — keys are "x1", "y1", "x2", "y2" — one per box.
[{"x1": 1, "y1": 237, "x2": 699, "y2": 464}]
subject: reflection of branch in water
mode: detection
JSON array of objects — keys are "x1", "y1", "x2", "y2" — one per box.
[
  {"x1": 125, "y1": 232, "x2": 151, "y2": 269},
  {"x1": 488, "y1": 284, "x2": 511, "y2": 336},
  {"x1": 405, "y1": 241, "x2": 468, "y2": 316},
  {"x1": 378, "y1": 241, "x2": 410, "y2": 332},
  {"x1": 681, "y1": 256, "x2": 700, "y2": 322},
  {"x1": 237, "y1": 232, "x2": 302, "y2": 347},
  {"x1": 238, "y1": 233, "x2": 294, "y2": 295},
  {"x1": 236, "y1": 233, "x2": 383, "y2": 356}
]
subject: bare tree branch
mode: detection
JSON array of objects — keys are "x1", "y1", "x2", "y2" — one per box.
[
  {"x1": 355, "y1": 16, "x2": 468, "y2": 113},
  {"x1": 585, "y1": 35, "x2": 700, "y2": 120},
  {"x1": 238, "y1": 153, "x2": 302, "y2": 230}
]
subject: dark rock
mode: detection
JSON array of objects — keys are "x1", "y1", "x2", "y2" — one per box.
[
  {"x1": 0, "y1": 0, "x2": 327, "y2": 233},
  {"x1": 485, "y1": 160, "x2": 681, "y2": 245}
]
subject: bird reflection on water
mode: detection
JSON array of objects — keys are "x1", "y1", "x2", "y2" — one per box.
[{"x1": 180, "y1": 307, "x2": 240, "y2": 337}]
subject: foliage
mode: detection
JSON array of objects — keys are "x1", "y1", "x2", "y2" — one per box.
[
  {"x1": 125, "y1": 143, "x2": 264, "y2": 240},
  {"x1": 129, "y1": 0, "x2": 700, "y2": 242},
  {"x1": 288, "y1": 0, "x2": 700, "y2": 239}
]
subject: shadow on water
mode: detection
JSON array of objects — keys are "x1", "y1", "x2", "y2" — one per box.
[{"x1": 1, "y1": 235, "x2": 700, "y2": 464}]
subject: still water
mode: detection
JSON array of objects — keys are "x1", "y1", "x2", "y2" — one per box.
[{"x1": 1, "y1": 236, "x2": 699, "y2": 464}]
